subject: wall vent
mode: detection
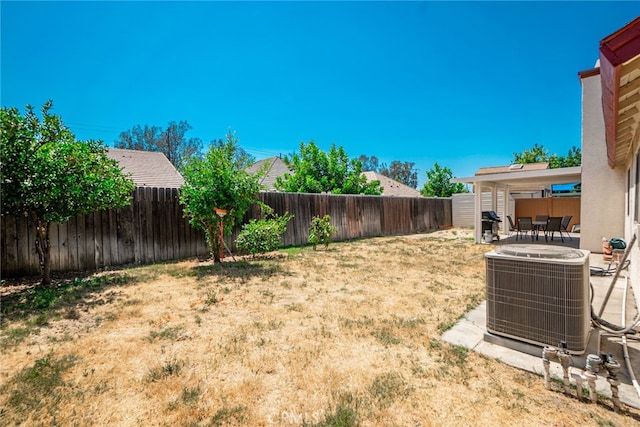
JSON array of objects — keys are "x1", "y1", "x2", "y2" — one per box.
[{"x1": 485, "y1": 245, "x2": 590, "y2": 354}]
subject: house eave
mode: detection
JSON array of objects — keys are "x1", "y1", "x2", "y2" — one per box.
[{"x1": 600, "y1": 17, "x2": 640, "y2": 169}]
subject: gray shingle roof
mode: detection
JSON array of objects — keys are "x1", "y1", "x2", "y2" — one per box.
[
  {"x1": 246, "y1": 157, "x2": 291, "y2": 191},
  {"x1": 363, "y1": 171, "x2": 422, "y2": 197},
  {"x1": 107, "y1": 148, "x2": 185, "y2": 188}
]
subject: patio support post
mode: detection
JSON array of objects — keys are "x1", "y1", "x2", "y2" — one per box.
[
  {"x1": 491, "y1": 185, "x2": 498, "y2": 214},
  {"x1": 474, "y1": 185, "x2": 483, "y2": 243}
]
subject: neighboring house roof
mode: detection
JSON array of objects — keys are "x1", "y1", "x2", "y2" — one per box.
[
  {"x1": 362, "y1": 171, "x2": 422, "y2": 197},
  {"x1": 107, "y1": 148, "x2": 185, "y2": 188},
  {"x1": 246, "y1": 156, "x2": 291, "y2": 191},
  {"x1": 475, "y1": 162, "x2": 550, "y2": 175}
]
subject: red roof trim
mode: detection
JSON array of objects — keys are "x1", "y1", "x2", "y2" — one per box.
[
  {"x1": 578, "y1": 67, "x2": 600, "y2": 80},
  {"x1": 600, "y1": 17, "x2": 640, "y2": 67},
  {"x1": 599, "y1": 17, "x2": 640, "y2": 168}
]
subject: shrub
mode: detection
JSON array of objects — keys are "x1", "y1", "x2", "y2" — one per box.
[
  {"x1": 236, "y1": 207, "x2": 293, "y2": 256},
  {"x1": 308, "y1": 215, "x2": 337, "y2": 250}
]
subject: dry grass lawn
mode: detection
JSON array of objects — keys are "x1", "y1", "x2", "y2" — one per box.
[{"x1": 2, "y1": 229, "x2": 640, "y2": 426}]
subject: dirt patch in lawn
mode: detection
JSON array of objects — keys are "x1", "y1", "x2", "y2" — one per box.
[{"x1": 1, "y1": 228, "x2": 638, "y2": 426}]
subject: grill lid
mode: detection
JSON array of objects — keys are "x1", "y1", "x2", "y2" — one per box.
[{"x1": 494, "y1": 244, "x2": 585, "y2": 260}]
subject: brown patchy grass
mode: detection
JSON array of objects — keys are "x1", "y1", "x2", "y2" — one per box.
[{"x1": 1, "y1": 229, "x2": 639, "y2": 426}]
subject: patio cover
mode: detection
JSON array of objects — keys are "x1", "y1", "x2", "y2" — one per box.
[{"x1": 451, "y1": 166, "x2": 581, "y2": 243}]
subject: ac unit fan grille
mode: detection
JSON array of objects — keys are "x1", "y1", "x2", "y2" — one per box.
[{"x1": 486, "y1": 256, "x2": 589, "y2": 354}]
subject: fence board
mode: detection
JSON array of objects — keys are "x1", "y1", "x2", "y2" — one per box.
[
  {"x1": 119, "y1": 204, "x2": 136, "y2": 265},
  {"x1": 108, "y1": 209, "x2": 120, "y2": 265},
  {"x1": 161, "y1": 189, "x2": 171, "y2": 260},
  {"x1": 83, "y1": 210, "x2": 96, "y2": 271},
  {"x1": 68, "y1": 217, "x2": 79, "y2": 271},
  {"x1": 166, "y1": 189, "x2": 175, "y2": 260},
  {"x1": 143, "y1": 187, "x2": 154, "y2": 263},
  {"x1": 177, "y1": 198, "x2": 187, "y2": 259},
  {"x1": 93, "y1": 212, "x2": 103, "y2": 268},
  {"x1": 3, "y1": 216, "x2": 18, "y2": 275},
  {"x1": 49, "y1": 222, "x2": 61, "y2": 273},
  {"x1": 57, "y1": 220, "x2": 69, "y2": 273}
]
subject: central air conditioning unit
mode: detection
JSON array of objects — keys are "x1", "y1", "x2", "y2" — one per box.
[{"x1": 485, "y1": 245, "x2": 590, "y2": 355}]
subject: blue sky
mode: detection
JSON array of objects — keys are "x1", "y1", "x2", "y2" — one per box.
[{"x1": 2, "y1": 2, "x2": 639, "y2": 186}]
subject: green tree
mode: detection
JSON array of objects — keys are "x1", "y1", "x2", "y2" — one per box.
[
  {"x1": 115, "y1": 120, "x2": 202, "y2": 169},
  {"x1": 210, "y1": 129, "x2": 255, "y2": 169},
  {"x1": 358, "y1": 154, "x2": 380, "y2": 172},
  {"x1": 512, "y1": 143, "x2": 581, "y2": 168},
  {"x1": 420, "y1": 162, "x2": 468, "y2": 197},
  {"x1": 276, "y1": 141, "x2": 382, "y2": 195},
  {"x1": 236, "y1": 206, "x2": 293, "y2": 257},
  {"x1": 179, "y1": 131, "x2": 263, "y2": 262},
  {"x1": 1, "y1": 101, "x2": 135, "y2": 285},
  {"x1": 308, "y1": 215, "x2": 337, "y2": 250}
]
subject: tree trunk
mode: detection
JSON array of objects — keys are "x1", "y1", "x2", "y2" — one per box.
[
  {"x1": 206, "y1": 224, "x2": 221, "y2": 264},
  {"x1": 34, "y1": 218, "x2": 52, "y2": 286}
]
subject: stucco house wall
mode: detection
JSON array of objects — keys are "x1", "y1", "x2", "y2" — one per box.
[{"x1": 579, "y1": 71, "x2": 626, "y2": 253}]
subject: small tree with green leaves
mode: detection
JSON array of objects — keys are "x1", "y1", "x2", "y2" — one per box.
[
  {"x1": 308, "y1": 215, "x2": 337, "y2": 250},
  {"x1": 276, "y1": 141, "x2": 382, "y2": 195},
  {"x1": 1, "y1": 101, "x2": 135, "y2": 285},
  {"x1": 179, "y1": 131, "x2": 263, "y2": 262},
  {"x1": 420, "y1": 162, "x2": 468, "y2": 197},
  {"x1": 512, "y1": 143, "x2": 581, "y2": 168},
  {"x1": 236, "y1": 205, "x2": 293, "y2": 257}
]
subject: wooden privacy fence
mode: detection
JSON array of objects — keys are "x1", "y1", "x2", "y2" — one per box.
[
  {"x1": 1, "y1": 187, "x2": 210, "y2": 277},
  {"x1": 248, "y1": 192, "x2": 452, "y2": 246},
  {"x1": 1, "y1": 189, "x2": 451, "y2": 278},
  {"x1": 514, "y1": 197, "x2": 580, "y2": 231}
]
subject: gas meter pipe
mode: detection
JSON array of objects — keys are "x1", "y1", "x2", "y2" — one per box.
[{"x1": 597, "y1": 234, "x2": 636, "y2": 318}]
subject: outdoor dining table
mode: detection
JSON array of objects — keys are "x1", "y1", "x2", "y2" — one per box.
[{"x1": 532, "y1": 220, "x2": 546, "y2": 240}]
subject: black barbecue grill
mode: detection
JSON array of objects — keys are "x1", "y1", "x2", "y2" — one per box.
[{"x1": 482, "y1": 211, "x2": 502, "y2": 242}]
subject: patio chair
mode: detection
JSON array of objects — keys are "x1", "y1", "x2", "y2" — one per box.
[
  {"x1": 560, "y1": 215, "x2": 573, "y2": 240},
  {"x1": 534, "y1": 215, "x2": 549, "y2": 237},
  {"x1": 544, "y1": 217, "x2": 564, "y2": 243},
  {"x1": 507, "y1": 215, "x2": 517, "y2": 237},
  {"x1": 516, "y1": 217, "x2": 533, "y2": 241}
]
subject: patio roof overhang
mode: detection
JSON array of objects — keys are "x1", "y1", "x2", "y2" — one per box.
[
  {"x1": 451, "y1": 166, "x2": 581, "y2": 243},
  {"x1": 451, "y1": 166, "x2": 582, "y2": 189},
  {"x1": 599, "y1": 17, "x2": 640, "y2": 169}
]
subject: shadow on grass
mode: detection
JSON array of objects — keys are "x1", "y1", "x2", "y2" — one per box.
[
  {"x1": 1, "y1": 271, "x2": 136, "y2": 325},
  {"x1": 191, "y1": 258, "x2": 289, "y2": 283}
]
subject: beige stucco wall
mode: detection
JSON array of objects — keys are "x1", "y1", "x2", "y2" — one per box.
[{"x1": 580, "y1": 73, "x2": 626, "y2": 253}]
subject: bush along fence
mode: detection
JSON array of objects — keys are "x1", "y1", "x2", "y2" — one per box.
[{"x1": 1, "y1": 188, "x2": 452, "y2": 278}]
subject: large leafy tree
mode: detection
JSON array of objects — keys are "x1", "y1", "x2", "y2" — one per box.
[
  {"x1": 512, "y1": 143, "x2": 581, "y2": 168},
  {"x1": 358, "y1": 154, "x2": 380, "y2": 172},
  {"x1": 276, "y1": 141, "x2": 382, "y2": 195},
  {"x1": 115, "y1": 120, "x2": 202, "y2": 169},
  {"x1": 420, "y1": 162, "x2": 468, "y2": 197},
  {"x1": 179, "y1": 131, "x2": 263, "y2": 262},
  {"x1": 1, "y1": 101, "x2": 135, "y2": 285},
  {"x1": 210, "y1": 129, "x2": 255, "y2": 169}
]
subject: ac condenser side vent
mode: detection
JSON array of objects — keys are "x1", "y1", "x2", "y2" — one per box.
[{"x1": 485, "y1": 245, "x2": 590, "y2": 355}]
